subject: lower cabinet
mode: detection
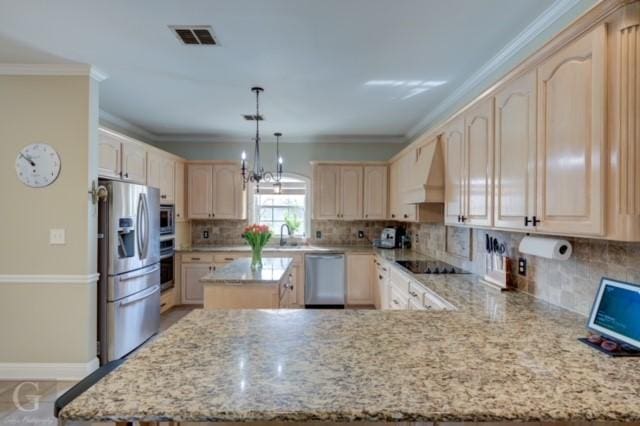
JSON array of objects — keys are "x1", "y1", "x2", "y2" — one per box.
[
  {"x1": 160, "y1": 287, "x2": 176, "y2": 313},
  {"x1": 181, "y1": 262, "x2": 212, "y2": 304},
  {"x1": 346, "y1": 253, "x2": 374, "y2": 305}
]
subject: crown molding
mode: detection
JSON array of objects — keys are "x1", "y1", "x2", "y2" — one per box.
[
  {"x1": 406, "y1": 0, "x2": 584, "y2": 138},
  {"x1": 0, "y1": 273, "x2": 99, "y2": 285},
  {"x1": 0, "y1": 63, "x2": 108, "y2": 81},
  {"x1": 152, "y1": 133, "x2": 407, "y2": 144},
  {"x1": 99, "y1": 109, "x2": 160, "y2": 142}
]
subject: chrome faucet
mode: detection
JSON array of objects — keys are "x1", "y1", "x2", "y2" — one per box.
[{"x1": 280, "y1": 224, "x2": 291, "y2": 246}]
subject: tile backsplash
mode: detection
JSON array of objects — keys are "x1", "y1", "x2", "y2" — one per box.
[{"x1": 408, "y1": 223, "x2": 640, "y2": 317}]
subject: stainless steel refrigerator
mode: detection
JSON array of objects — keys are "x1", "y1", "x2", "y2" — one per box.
[{"x1": 98, "y1": 180, "x2": 161, "y2": 364}]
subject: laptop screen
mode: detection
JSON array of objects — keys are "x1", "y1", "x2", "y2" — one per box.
[{"x1": 588, "y1": 278, "x2": 640, "y2": 349}]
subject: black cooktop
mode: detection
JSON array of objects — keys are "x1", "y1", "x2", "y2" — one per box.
[{"x1": 395, "y1": 260, "x2": 469, "y2": 275}]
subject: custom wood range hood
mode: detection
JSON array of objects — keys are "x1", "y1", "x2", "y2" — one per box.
[{"x1": 401, "y1": 136, "x2": 445, "y2": 205}]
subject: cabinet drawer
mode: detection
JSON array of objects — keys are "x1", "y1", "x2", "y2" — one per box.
[
  {"x1": 160, "y1": 288, "x2": 175, "y2": 313},
  {"x1": 214, "y1": 253, "x2": 247, "y2": 263},
  {"x1": 389, "y1": 287, "x2": 408, "y2": 310},
  {"x1": 181, "y1": 253, "x2": 214, "y2": 263}
]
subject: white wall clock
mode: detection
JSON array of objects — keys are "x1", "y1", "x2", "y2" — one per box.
[{"x1": 15, "y1": 143, "x2": 61, "y2": 188}]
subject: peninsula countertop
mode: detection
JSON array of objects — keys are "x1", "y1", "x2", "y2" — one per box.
[
  {"x1": 59, "y1": 272, "x2": 640, "y2": 423},
  {"x1": 200, "y1": 257, "x2": 293, "y2": 285}
]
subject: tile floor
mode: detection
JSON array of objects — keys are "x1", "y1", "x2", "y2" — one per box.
[{"x1": 0, "y1": 305, "x2": 196, "y2": 425}]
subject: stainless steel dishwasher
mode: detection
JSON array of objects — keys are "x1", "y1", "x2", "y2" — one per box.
[{"x1": 305, "y1": 253, "x2": 345, "y2": 308}]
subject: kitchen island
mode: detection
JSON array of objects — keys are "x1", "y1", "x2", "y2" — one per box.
[
  {"x1": 58, "y1": 272, "x2": 640, "y2": 424},
  {"x1": 200, "y1": 257, "x2": 294, "y2": 309}
]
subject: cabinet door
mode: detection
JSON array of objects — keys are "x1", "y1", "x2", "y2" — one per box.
[
  {"x1": 388, "y1": 160, "x2": 401, "y2": 220},
  {"x1": 146, "y1": 151, "x2": 163, "y2": 193},
  {"x1": 314, "y1": 165, "x2": 341, "y2": 220},
  {"x1": 536, "y1": 25, "x2": 606, "y2": 236},
  {"x1": 443, "y1": 117, "x2": 465, "y2": 225},
  {"x1": 340, "y1": 166, "x2": 363, "y2": 220},
  {"x1": 464, "y1": 97, "x2": 494, "y2": 227},
  {"x1": 98, "y1": 132, "x2": 121, "y2": 179},
  {"x1": 181, "y1": 263, "x2": 210, "y2": 304},
  {"x1": 212, "y1": 164, "x2": 246, "y2": 219},
  {"x1": 160, "y1": 158, "x2": 175, "y2": 203},
  {"x1": 121, "y1": 141, "x2": 147, "y2": 184},
  {"x1": 346, "y1": 254, "x2": 373, "y2": 305},
  {"x1": 363, "y1": 166, "x2": 388, "y2": 220},
  {"x1": 398, "y1": 153, "x2": 418, "y2": 222},
  {"x1": 187, "y1": 164, "x2": 213, "y2": 219},
  {"x1": 494, "y1": 70, "x2": 537, "y2": 230},
  {"x1": 174, "y1": 161, "x2": 186, "y2": 221}
]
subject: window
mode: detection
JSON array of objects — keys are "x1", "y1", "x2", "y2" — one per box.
[{"x1": 250, "y1": 175, "x2": 309, "y2": 237}]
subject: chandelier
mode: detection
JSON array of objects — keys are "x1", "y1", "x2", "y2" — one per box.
[{"x1": 240, "y1": 87, "x2": 284, "y2": 193}]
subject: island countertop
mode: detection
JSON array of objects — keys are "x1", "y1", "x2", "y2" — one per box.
[
  {"x1": 59, "y1": 271, "x2": 640, "y2": 424},
  {"x1": 200, "y1": 257, "x2": 293, "y2": 285}
]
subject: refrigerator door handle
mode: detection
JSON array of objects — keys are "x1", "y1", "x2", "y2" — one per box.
[
  {"x1": 118, "y1": 264, "x2": 160, "y2": 282},
  {"x1": 118, "y1": 284, "x2": 159, "y2": 307},
  {"x1": 141, "y1": 193, "x2": 149, "y2": 259},
  {"x1": 136, "y1": 193, "x2": 143, "y2": 260}
]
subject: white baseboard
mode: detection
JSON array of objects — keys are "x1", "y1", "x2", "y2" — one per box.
[{"x1": 0, "y1": 357, "x2": 99, "y2": 380}]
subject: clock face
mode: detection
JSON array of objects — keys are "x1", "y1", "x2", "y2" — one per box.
[{"x1": 15, "y1": 143, "x2": 61, "y2": 188}]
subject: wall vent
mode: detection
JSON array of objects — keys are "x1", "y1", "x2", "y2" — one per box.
[
  {"x1": 243, "y1": 114, "x2": 264, "y2": 121},
  {"x1": 170, "y1": 26, "x2": 218, "y2": 45}
]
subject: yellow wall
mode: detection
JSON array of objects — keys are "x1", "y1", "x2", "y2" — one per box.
[{"x1": 0, "y1": 75, "x2": 98, "y2": 365}]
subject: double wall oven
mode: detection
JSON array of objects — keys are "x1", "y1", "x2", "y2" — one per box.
[{"x1": 159, "y1": 205, "x2": 175, "y2": 292}]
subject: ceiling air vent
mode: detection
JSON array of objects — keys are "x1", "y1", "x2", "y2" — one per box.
[
  {"x1": 243, "y1": 114, "x2": 264, "y2": 121},
  {"x1": 170, "y1": 26, "x2": 218, "y2": 45}
]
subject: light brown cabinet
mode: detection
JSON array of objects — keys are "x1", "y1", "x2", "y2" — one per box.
[
  {"x1": 535, "y1": 25, "x2": 606, "y2": 236},
  {"x1": 147, "y1": 152, "x2": 175, "y2": 203},
  {"x1": 494, "y1": 70, "x2": 537, "y2": 230},
  {"x1": 346, "y1": 253, "x2": 373, "y2": 305},
  {"x1": 187, "y1": 163, "x2": 246, "y2": 220},
  {"x1": 388, "y1": 160, "x2": 401, "y2": 220},
  {"x1": 98, "y1": 128, "x2": 147, "y2": 184},
  {"x1": 121, "y1": 141, "x2": 147, "y2": 184},
  {"x1": 181, "y1": 262, "x2": 211, "y2": 304},
  {"x1": 98, "y1": 132, "x2": 121, "y2": 179},
  {"x1": 463, "y1": 97, "x2": 494, "y2": 227},
  {"x1": 443, "y1": 117, "x2": 465, "y2": 225},
  {"x1": 363, "y1": 166, "x2": 388, "y2": 220},
  {"x1": 174, "y1": 161, "x2": 186, "y2": 221},
  {"x1": 313, "y1": 164, "x2": 364, "y2": 220}
]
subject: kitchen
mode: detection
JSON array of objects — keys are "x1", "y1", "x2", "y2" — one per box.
[{"x1": 1, "y1": 0, "x2": 640, "y2": 424}]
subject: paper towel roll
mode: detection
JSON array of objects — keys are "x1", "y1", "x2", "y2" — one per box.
[{"x1": 518, "y1": 236, "x2": 572, "y2": 260}]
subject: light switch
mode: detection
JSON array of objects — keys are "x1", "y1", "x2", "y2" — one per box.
[{"x1": 50, "y1": 229, "x2": 66, "y2": 245}]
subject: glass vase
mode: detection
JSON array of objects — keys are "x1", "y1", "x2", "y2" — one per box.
[{"x1": 251, "y1": 246, "x2": 263, "y2": 270}]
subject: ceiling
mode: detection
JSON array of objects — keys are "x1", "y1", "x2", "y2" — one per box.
[{"x1": 0, "y1": 0, "x2": 557, "y2": 143}]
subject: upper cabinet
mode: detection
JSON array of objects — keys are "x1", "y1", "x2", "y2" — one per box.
[
  {"x1": 494, "y1": 70, "x2": 537, "y2": 231},
  {"x1": 340, "y1": 166, "x2": 364, "y2": 220},
  {"x1": 187, "y1": 163, "x2": 246, "y2": 220},
  {"x1": 313, "y1": 165, "x2": 341, "y2": 219},
  {"x1": 463, "y1": 97, "x2": 494, "y2": 227},
  {"x1": 147, "y1": 151, "x2": 175, "y2": 203},
  {"x1": 313, "y1": 164, "x2": 372, "y2": 221},
  {"x1": 443, "y1": 117, "x2": 465, "y2": 226},
  {"x1": 120, "y1": 142, "x2": 146, "y2": 184},
  {"x1": 98, "y1": 132, "x2": 121, "y2": 179},
  {"x1": 174, "y1": 161, "x2": 186, "y2": 222},
  {"x1": 535, "y1": 25, "x2": 606, "y2": 236},
  {"x1": 363, "y1": 166, "x2": 388, "y2": 220}
]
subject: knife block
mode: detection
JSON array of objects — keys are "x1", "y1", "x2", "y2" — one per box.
[{"x1": 479, "y1": 253, "x2": 515, "y2": 291}]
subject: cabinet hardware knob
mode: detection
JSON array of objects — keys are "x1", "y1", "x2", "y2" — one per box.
[
  {"x1": 177, "y1": 213, "x2": 180, "y2": 217},
  {"x1": 192, "y1": 257, "x2": 200, "y2": 261},
  {"x1": 379, "y1": 275, "x2": 383, "y2": 279},
  {"x1": 404, "y1": 214, "x2": 408, "y2": 218},
  {"x1": 532, "y1": 216, "x2": 540, "y2": 226},
  {"x1": 161, "y1": 303, "x2": 167, "y2": 308},
  {"x1": 161, "y1": 195, "x2": 166, "y2": 199},
  {"x1": 391, "y1": 214, "x2": 396, "y2": 218},
  {"x1": 460, "y1": 216, "x2": 466, "y2": 223},
  {"x1": 124, "y1": 172, "x2": 129, "y2": 178}
]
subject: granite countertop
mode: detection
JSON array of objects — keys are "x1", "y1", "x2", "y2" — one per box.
[
  {"x1": 59, "y1": 257, "x2": 640, "y2": 423},
  {"x1": 200, "y1": 257, "x2": 293, "y2": 285}
]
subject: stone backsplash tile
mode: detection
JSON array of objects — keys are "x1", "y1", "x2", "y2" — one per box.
[
  {"x1": 407, "y1": 223, "x2": 640, "y2": 317},
  {"x1": 309, "y1": 220, "x2": 397, "y2": 245}
]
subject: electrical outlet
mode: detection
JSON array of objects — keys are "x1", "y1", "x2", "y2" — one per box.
[
  {"x1": 518, "y1": 257, "x2": 527, "y2": 276},
  {"x1": 202, "y1": 230, "x2": 209, "y2": 239},
  {"x1": 357, "y1": 230, "x2": 364, "y2": 239},
  {"x1": 316, "y1": 230, "x2": 322, "y2": 239},
  {"x1": 415, "y1": 233, "x2": 420, "y2": 244},
  {"x1": 49, "y1": 228, "x2": 66, "y2": 245}
]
